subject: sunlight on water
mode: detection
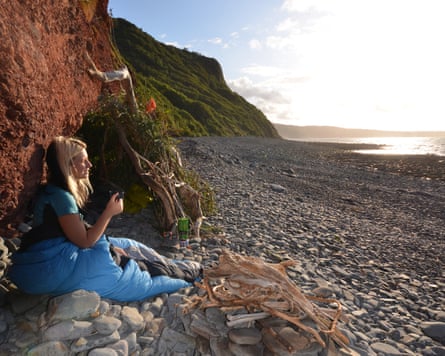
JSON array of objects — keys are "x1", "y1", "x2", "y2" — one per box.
[
  {"x1": 352, "y1": 137, "x2": 445, "y2": 156},
  {"x1": 293, "y1": 136, "x2": 445, "y2": 156}
]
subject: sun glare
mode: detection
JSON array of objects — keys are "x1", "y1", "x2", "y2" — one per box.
[{"x1": 270, "y1": 0, "x2": 445, "y2": 131}]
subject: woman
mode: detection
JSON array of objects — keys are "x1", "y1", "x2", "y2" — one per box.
[{"x1": 9, "y1": 136, "x2": 201, "y2": 302}]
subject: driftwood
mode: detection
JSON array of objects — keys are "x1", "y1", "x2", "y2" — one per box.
[
  {"x1": 86, "y1": 55, "x2": 203, "y2": 236},
  {"x1": 86, "y1": 53, "x2": 137, "y2": 114},
  {"x1": 113, "y1": 123, "x2": 177, "y2": 231},
  {"x1": 185, "y1": 250, "x2": 350, "y2": 350}
]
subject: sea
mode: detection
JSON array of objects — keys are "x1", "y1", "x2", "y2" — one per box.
[{"x1": 290, "y1": 136, "x2": 445, "y2": 156}]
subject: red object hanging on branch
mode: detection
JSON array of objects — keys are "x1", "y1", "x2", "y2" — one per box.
[{"x1": 145, "y1": 97, "x2": 157, "y2": 114}]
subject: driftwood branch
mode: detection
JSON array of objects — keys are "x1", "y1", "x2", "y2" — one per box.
[
  {"x1": 225, "y1": 312, "x2": 270, "y2": 327},
  {"x1": 86, "y1": 53, "x2": 137, "y2": 114},
  {"x1": 113, "y1": 122, "x2": 177, "y2": 231}
]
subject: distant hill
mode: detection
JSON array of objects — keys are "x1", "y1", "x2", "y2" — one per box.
[
  {"x1": 113, "y1": 18, "x2": 279, "y2": 138},
  {"x1": 274, "y1": 124, "x2": 445, "y2": 139}
]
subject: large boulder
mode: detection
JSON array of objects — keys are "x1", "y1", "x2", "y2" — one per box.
[{"x1": 0, "y1": 0, "x2": 116, "y2": 237}]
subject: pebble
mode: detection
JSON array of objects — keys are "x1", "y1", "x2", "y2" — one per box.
[
  {"x1": 228, "y1": 327, "x2": 262, "y2": 345},
  {"x1": 421, "y1": 322, "x2": 445, "y2": 344},
  {"x1": 0, "y1": 137, "x2": 443, "y2": 355}
]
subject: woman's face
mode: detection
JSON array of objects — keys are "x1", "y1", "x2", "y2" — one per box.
[{"x1": 71, "y1": 149, "x2": 92, "y2": 179}]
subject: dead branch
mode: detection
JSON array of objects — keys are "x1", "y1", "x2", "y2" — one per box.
[{"x1": 113, "y1": 120, "x2": 177, "y2": 231}]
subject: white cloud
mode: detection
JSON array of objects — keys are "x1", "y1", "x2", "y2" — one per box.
[
  {"x1": 207, "y1": 36, "x2": 234, "y2": 49},
  {"x1": 208, "y1": 37, "x2": 222, "y2": 45},
  {"x1": 248, "y1": 39, "x2": 262, "y2": 50},
  {"x1": 165, "y1": 41, "x2": 180, "y2": 48},
  {"x1": 281, "y1": 0, "x2": 342, "y2": 13},
  {"x1": 229, "y1": 76, "x2": 289, "y2": 104},
  {"x1": 241, "y1": 65, "x2": 283, "y2": 78},
  {"x1": 276, "y1": 17, "x2": 299, "y2": 33},
  {"x1": 264, "y1": 35, "x2": 290, "y2": 51}
]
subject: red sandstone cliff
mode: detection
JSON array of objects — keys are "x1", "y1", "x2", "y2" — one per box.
[{"x1": 0, "y1": 0, "x2": 116, "y2": 237}]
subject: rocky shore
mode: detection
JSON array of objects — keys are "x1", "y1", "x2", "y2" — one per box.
[
  {"x1": 177, "y1": 137, "x2": 445, "y2": 353},
  {"x1": 0, "y1": 136, "x2": 444, "y2": 355}
]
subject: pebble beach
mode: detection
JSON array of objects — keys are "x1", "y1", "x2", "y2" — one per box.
[
  {"x1": 179, "y1": 137, "x2": 445, "y2": 353},
  {"x1": 1, "y1": 136, "x2": 444, "y2": 355}
]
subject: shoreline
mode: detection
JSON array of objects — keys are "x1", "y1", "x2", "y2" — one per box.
[
  {"x1": 310, "y1": 141, "x2": 445, "y2": 182},
  {"x1": 281, "y1": 134, "x2": 445, "y2": 157},
  {"x1": 278, "y1": 137, "x2": 445, "y2": 182}
]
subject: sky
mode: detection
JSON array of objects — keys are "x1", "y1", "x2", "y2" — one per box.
[{"x1": 107, "y1": 0, "x2": 445, "y2": 132}]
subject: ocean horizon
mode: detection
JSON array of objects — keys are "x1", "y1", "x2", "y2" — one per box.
[{"x1": 287, "y1": 136, "x2": 445, "y2": 156}]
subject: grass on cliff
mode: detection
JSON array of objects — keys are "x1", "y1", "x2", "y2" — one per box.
[{"x1": 112, "y1": 18, "x2": 279, "y2": 138}]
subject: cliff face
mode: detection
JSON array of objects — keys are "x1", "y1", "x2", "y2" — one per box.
[{"x1": 0, "y1": 0, "x2": 115, "y2": 237}]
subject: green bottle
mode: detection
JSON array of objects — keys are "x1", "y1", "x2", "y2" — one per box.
[{"x1": 178, "y1": 217, "x2": 190, "y2": 248}]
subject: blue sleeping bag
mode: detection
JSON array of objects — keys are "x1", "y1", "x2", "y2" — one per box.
[{"x1": 8, "y1": 235, "x2": 191, "y2": 302}]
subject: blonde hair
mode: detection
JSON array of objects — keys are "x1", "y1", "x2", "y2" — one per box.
[{"x1": 51, "y1": 136, "x2": 93, "y2": 207}]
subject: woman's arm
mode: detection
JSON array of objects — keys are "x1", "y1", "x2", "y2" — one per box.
[{"x1": 58, "y1": 193, "x2": 123, "y2": 248}]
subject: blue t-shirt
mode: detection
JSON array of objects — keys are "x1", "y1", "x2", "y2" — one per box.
[{"x1": 33, "y1": 184, "x2": 80, "y2": 226}]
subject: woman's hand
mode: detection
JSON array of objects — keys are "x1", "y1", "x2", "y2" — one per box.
[{"x1": 105, "y1": 193, "x2": 124, "y2": 217}]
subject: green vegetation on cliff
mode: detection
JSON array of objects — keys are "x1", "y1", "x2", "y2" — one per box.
[{"x1": 112, "y1": 18, "x2": 279, "y2": 138}]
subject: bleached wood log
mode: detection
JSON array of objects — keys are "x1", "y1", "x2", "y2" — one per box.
[
  {"x1": 225, "y1": 312, "x2": 270, "y2": 327},
  {"x1": 86, "y1": 53, "x2": 137, "y2": 114}
]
